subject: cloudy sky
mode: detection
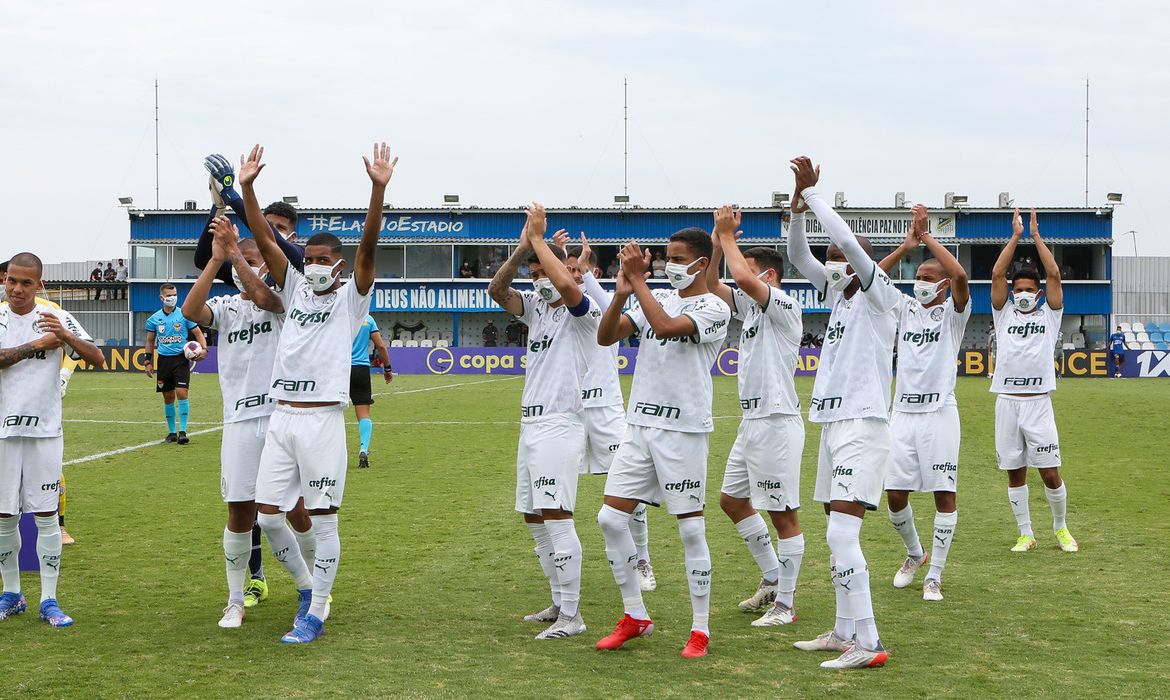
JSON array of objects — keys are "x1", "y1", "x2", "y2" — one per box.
[{"x1": 2, "y1": 1, "x2": 1165, "y2": 263}]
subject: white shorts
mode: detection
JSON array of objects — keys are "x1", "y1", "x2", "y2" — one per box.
[
  {"x1": 995, "y1": 394, "x2": 1061, "y2": 470},
  {"x1": 515, "y1": 416, "x2": 585, "y2": 515},
  {"x1": 0, "y1": 436, "x2": 64, "y2": 515},
  {"x1": 604, "y1": 425, "x2": 708, "y2": 515},
  {"x1": 886, "y1": 406, "x2": 960, "y2": 493},
  {"x1": 721, "y1": 414, "x2": 804, "y2": 511},
  {"x1": 580, "y1": 404, "x2": 628, "y2": 475},
  {"x1": 256, "y1": 405, "x2": 347, "y2": 512},
  {"x1": 814, "y1": 418, "x2": 890, "y2": 510},
  {"x1": 221, "y1": 416, "x2": 271, "y2": 502}
]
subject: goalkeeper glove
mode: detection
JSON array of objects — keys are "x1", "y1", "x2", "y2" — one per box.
[{"x1": 203, "y1": 153, "x2": 242, "y2": 208}]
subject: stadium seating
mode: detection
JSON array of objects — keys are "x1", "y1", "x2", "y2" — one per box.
[
  {"x1": 390, "y1": 339, "x2": 404, "y2": 348},
  {"x1": 435, "y1": 339, "x2": 450, "y2": 347},
  {"x1": 419, "y1": 339, "x2": 434, "y2": 348},
  {"x1": 1150, "y1": 332, "x2": 1164, "y2": 343},
  {"x1": 1118, "y1": 322, "x2": 1132, "y2": 333},
  {"x1": 404, "y1": 340, "x2": 419, "y2": 347}
]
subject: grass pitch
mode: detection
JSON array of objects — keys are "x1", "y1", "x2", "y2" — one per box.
[{"x1": 1, "y1": 372, "x2": 1166, "y2": 698}]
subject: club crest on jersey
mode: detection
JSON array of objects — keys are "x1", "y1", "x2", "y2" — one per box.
[
  {"x1": 930, "y1": 306, "x2": 945, "y2": 322},
  {"x1": 157, "y1": 324, "x2": 166, "y2": 333},
  {"x1": 173, "y1": 321, "x2": 182, "y2": 330}
]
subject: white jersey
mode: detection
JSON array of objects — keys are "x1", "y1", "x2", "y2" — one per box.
[
  {"x1": 809, "y1": 267, "x2": 901, "y2": 424},
  {"x1": 893, "y1": 296, "x2": 971, "y2": 413},
  {"x1": 0, "y1": 303, "x2": 91, "y2": 438},
  {"x1": 625, "y1": 290, "x2": 730, "y2": 433},
  {"x1": 990, "y1": 303, "x2": 1062, "y2": 394},
  {"x1": 732, "y1": 286, "x2": 802, "y2": 418},
  {"x1": 516, "y1": 290, "x2": 601, "y2": 423},
  {"x1": 206, "y1": 294, "x2": 285, "y2": 423},
  {"x1": 269, "y1": 263, "x2": 372, "y2": 406},
  {"x1": 581, "y1": 328, "x2": 623, "y2": 409}
]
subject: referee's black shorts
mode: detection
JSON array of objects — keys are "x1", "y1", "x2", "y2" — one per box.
[
  {"x1": 350, "y1": 365, "x2": 374, "y2": 405},
  {"x1": 155, "y1": 354, "x2": 190, "y2": 393}
]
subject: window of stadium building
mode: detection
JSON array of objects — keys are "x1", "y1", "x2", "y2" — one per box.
[
  {"x1": 132, "y1": 246, "x2": 164, "y2": 278},
  {"x1": 376, "y1": 245, "x2": 406, "y2": 278},
  {"x1": 405, "y1": 244, "x2": 454, "y2": 278},
  {"x1": 455, "y1": 245, "x2": 511, "y2": 278}
]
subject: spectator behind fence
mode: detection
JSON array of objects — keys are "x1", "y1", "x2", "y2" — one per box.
[
  {"x1": 606, "y1": 258, "x2": 621, "y2": 278},
  {"x1": 460, "y1": 259, "x2": 475, "y2": 278},
  {"x1": 651, "y1": 250, "x2": 667, "y2": 278},
  {"x1": 115, "y1": 258, "x2": 128, "y2": 299},
  {"x1": 505, "y1": 319, "x2": 522, "y2": 346},
  {"x1": 91, "y1": 263, "x2": 104, "y2": 300},
  {"x1": 482, "y1": 320, "x2": 499, "y2": 347}
]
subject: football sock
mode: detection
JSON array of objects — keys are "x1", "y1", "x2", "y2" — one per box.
[
  {"x1": 526, "y1": 522, "x2": 561, "y2": 608},
  {"x1": 545, "y1": 519, "x2": 583, "y2": 618},
  {"x1": 1045, "y1": 484, "x2": 1068, "y2": 531},
  {"x1": 164, "y1": 402, "x2": 176, "y2": 433},
  {"x1": 0, "y1": 516, "x2": 20, "y2": 594},
  {"x1": 1008, "y1": 486, "x2": 1034, "y2": 537},
  {"x1": 256, "y1": 512, "x2": 311, "y2": 589},
  {"x1": 177, "y1": 399, "x2": 190, "y2": 432},
  {"x1": 678, "y1": 516, "x2": 711, "y2": 635},
  {"x1": 734, "y1": 513, "x2": 779, "y2": 583},
  {"x1": 597, "y1": 505, "x2": 647, "y2": 620},
  {"x1": 630, "y1": 503, "x2": 651, "y2": 564},
  {"x1": 35, "y1": 515, "x2": 62, "y2": 602},
  {"x1": 248, "y1": 523, "x2": 264, "y2": 580},
  {"x1": 828, "y1": 512, "x2": 875, "y2": 646},
  {"x1": 293, "y1": 523, "x2": 316, "y2": 573},
  {"x1": 775, "y1": 533, "x2": 805, "y2": 608},
  {"x1": 888, "y1": 505, "x2": 924, "y2": 558},
  {"x1": 223, "y1": 528, "x2": 251, "y2": 605},
  {"x1": 927, "y1": 511, "x2": 957, "y2": 582},
  {"x1": 308, "y1": 514, "x2": 340, "y2": 620},
  {"x1": 358, "y1": 418, "x2": 372, "y2": 454}
]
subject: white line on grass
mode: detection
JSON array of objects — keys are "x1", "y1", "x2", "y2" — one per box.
[
  {"x1": 63, "y1": 426, "x2": 226, "y2": 466},
  {"x1": 372, "y1": 375, "x2": 521, "y2": 397}
]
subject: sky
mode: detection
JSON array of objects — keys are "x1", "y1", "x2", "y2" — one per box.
[{"x1": 1, "y1": 1, "x2": 1166, "y2": 263}]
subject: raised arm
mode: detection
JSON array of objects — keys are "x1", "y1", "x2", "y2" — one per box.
[
  {"x1": 917, "y1": 208, "x2": 970, "y2": 311},
  {"x1": 621, "y1": 242, "x2": 697, "y2": 340},
  {"x1": 784, "y1": 165, "x2": 827, "y2": 291},
  {"x1": 597, "y1": 257, "x2": 638, "y2": 346},
  {"x1": 355, "y1": 142, "x2": 396, "y2": 295},
  {"x1": 1028, "y1": 209, "x2": 1062, "y2": 310},
  {"x1": 526, "y1": 203, "x2": 585, "y2": 309},
  {"x1": 991, "y1": 208, "x2": 1024, "y2": 310},
  {"x1": 792, "y1": 157, "x2": 876, "y2": 288},
  {"x1": 716, "y1": 204, "x2": 774, "y2": 306},
  {"x1": 238, "y1": 145, "x2": 289, "y2": 289},
  {"x1": 216, "y1": 218, "x2": 283, "y2": 314},
  {"x1": 705, "y1": 207, "x2": 735, "y2": 308},
  {"x1": 575, "y1": 233, "x2": 613, "y2": 312},
  {"x1": 488, "y1": 223, "x2": 532, "y2": 317},
  {"x1": 879, "y1": 206, "x2": 924, "y2": 276},
  {"x1": 182, "y1": 231, "x2": 224, "y2": 327}
]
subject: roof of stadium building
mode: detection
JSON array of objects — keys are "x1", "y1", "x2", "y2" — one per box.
[{"x1": 129, "y1": 205, "x2": 1116, "y2": 215}]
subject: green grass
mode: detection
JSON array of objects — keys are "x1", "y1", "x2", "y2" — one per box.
[{"x1": 1, "y1": 372, "x2": 1167, "y2": 698}]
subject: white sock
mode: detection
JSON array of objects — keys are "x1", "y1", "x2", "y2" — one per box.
[
  {"x1": 35, "y1": 515, "x2": 62, "y2": 602},
  {"x1": 526, "y1": 522, "x2": 561, "y2": 608},
  {"x1": 1008, "y1": 486, "x2": 1034, "y2": 537},
  {"x1": 827, "y1": 512, "x2": 878, "y2": 648},
  {"x1": 888, "y1": 505, "x2": 924, "y2": 558},
  {"x1": 734, "y1": 513, "x2": 779, "y2": 583},
  {"x1": 545, "y1": 519, "x2": 583, "y2": 618},
  {"x1": 308, "y1": 514, "x2": 339, "y2": 619},
  {"x1": 1045, "y1": 484, "x2": 1068, "y2": 531},
  {"x1": 927, "y1": 511, "x2": 957, "y2": 582},
  {"x1": 0, "y1": 517, "x2": 20, "y2": 594},
  {"x1": 678, "y1": 516, "x2": 711, "y2": 635},
  {"x1": 775, "y1": 533, "x2": 804, "y2": 608},
  {"x1": 630, "y1": 504, "x2": 651, "y2": 564},
  {"x1": 256, "y1": 512, "x2": 312, "y2": 590},
  {"x1": 223, "y1": 528, "x2": 252, "y2": 605},
  {"x1": 293, "y1": 523, "x2": 315, "y2": 573},
  {"x1": 597, "y1": 505, "x2": 647, "y2": 620}
]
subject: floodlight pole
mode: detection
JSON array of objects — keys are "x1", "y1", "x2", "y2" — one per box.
[
  {"x1": 623, "y1": 77, "x2": 629, "y2": 197},
  {"x1": 155, "y1": 78, "x2": 160, "y2": 209},
  {"x1": 1084, "y1": 79, "x2": 1089, "y2": 208}
]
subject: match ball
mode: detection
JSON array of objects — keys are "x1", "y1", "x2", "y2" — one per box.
[{"x1": 183, "y1": 341, "x2": 202, "y2": 360}]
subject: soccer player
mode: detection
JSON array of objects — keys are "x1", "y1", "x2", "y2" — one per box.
[
  {"x1": 144, "y1": 284, "x2": 207, "y2": 445},
  {"x1": 0, "y1": 252, "x2": 105, "y2": 626},
  {"x1": 242, "y1": 141, "x2": 393, "y2": 643},
  {"x1": 1108, "y1": 325, "x2": 1129, "y2": 378},
  {"x1": 349, "y1": 314, "x2": 392, "y2": 469},
  {"x1": 704, "y1": 205, "x2": 806, "y2": 627},
  {"x1": 786, "y1": 156, "x2": 897, "y2": 669},
  {"x1": 875, "y1": 205, "x2": 970, "y2": 601},
  {"x1": 990, "y1": 209, "x2": 1078, "y2": 554},
  {"x1": 488, "y1": 205, "x2": 599, "y2": 640},
  {"x1": 182, "y1": 219, "x2": 318, "y2": 628},
  {"x1": 594, "y1": 226, "x2": 730, "y2": 659},
  {"x1": 562, "y1": 231, "x2": 657, "y2": 593}
]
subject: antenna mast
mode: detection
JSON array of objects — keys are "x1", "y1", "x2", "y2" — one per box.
[
  {"x1": 623, "y1": 77, "x2": 628, "y2": 197},
  {"x1": 155, "y1": 78, "x2": 160, "y2": 209},
  {"x1": 1084, "y1": 78, "x2": 1089, "y2": 207}
]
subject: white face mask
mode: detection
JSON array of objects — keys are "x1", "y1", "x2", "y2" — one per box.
[
  {"x1": 162, "y1": 295, "x2": 178, "y2": 308},
  {"x1": 1013, "y1": 291, "x2": 1039, "y2": 312},
  {"x1": 231, "y1": 265, "x2": 266, "y2": 290},
  {"x1": 756, "y1": 269, "x2": 774, "y2": 284},
  {"x1": 824, "y1": 261, "x2": 854, "y2": 292},
  {"x1": 913, "y1": 279, "x2": 946, "y2": 304},
  {"x1": 664, "y1": 258, "x2": 706, "y2": 290},
  {"x1": 304, "y1": 261, "x2": 341, "y2": 292},
  {"x1": 532, "y1": 277, "x2": 562, "y2": 304}
]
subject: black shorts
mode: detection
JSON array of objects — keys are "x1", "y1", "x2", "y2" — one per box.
[
  {"x1": 350, "y1": 365, "x2": 374, "y2": 406},
  {"x1": 156, "y1": 354, "x2": 190, "y2": 393}
]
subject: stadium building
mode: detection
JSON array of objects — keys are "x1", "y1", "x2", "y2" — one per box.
[{"x1": 121, "y1": 199, "x2": 1117, "y2": 351}]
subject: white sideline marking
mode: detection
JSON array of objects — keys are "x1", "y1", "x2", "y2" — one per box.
[{"x1": 62, "y1": 377, "x2": 522, "y2": 467}]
